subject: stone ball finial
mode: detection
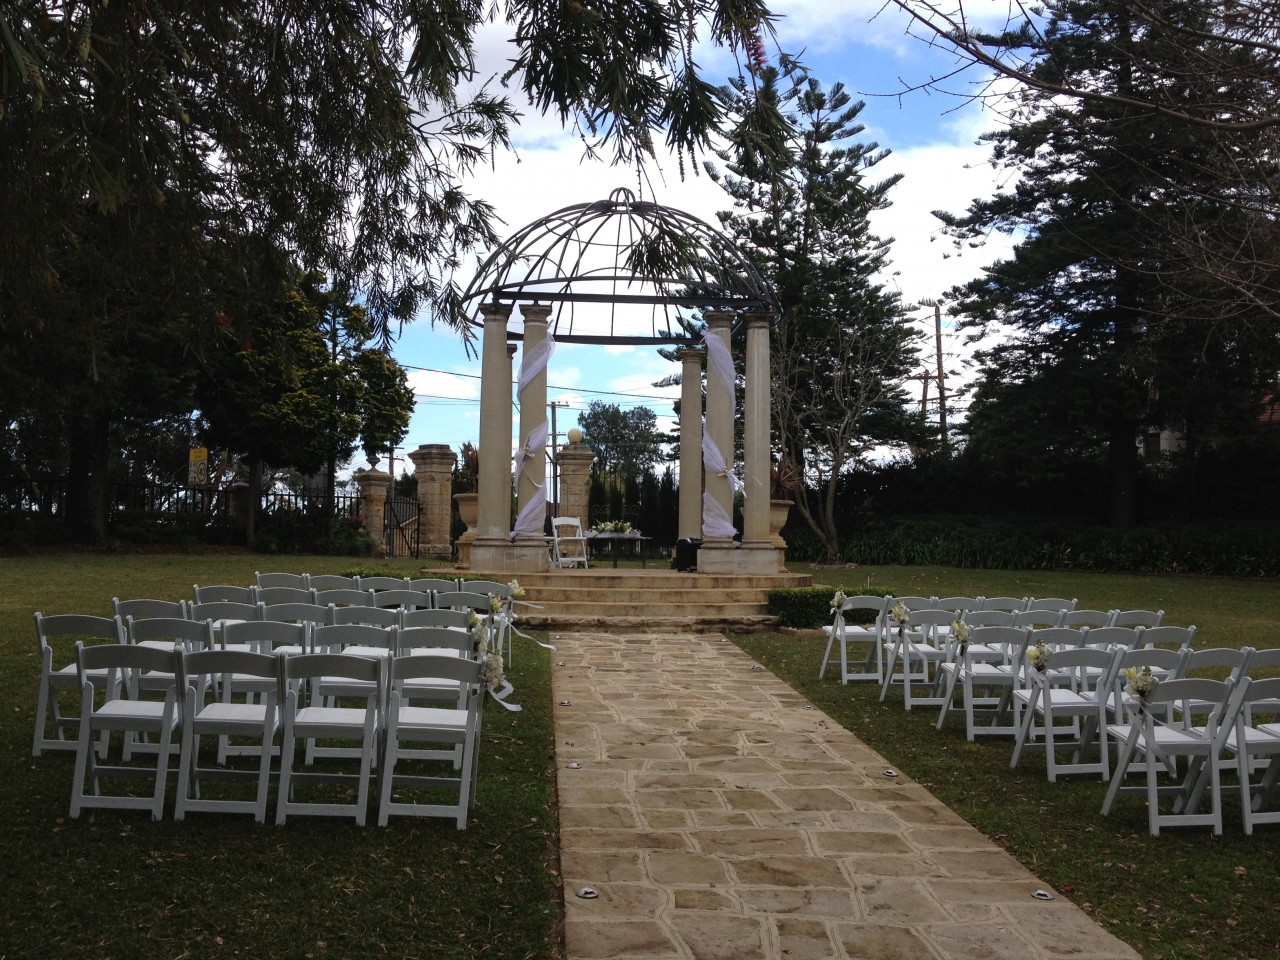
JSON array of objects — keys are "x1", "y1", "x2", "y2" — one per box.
[{"x1": 567, "y1": 427, "x2": 584, "y2": 444}]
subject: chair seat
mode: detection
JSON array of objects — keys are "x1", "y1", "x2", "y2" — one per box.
[
  {"x1": 192, "y1": 702, "x2": 272, "y2": 728},
  {"x1": 397, "y1": 705, "x2": 470, "y2": 733}
]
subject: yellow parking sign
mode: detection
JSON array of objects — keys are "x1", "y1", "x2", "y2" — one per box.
[{"x1": 188, "y1": 448, "x2": 209, "y2": 486}]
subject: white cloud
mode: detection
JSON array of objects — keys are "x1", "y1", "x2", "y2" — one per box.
[{"x1": 405, "y1": 367, "x2": 478, "y2": 401}]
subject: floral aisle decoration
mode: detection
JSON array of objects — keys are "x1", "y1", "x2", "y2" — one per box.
[
  {"x1": 950, "y1": 619, "x2": 973, "y2": 655},
  {"x1": 507, "y1": 578, "x2": 525, "y2": 599},
  {"x1": 591, "y1": 520, "x2": 634, "y2": 534},
  {"x1": 1123, "y1": 666, "x2": 1158, "y2": 709},
  {"x1": 889, "y1": 601, "x2": 910, "y2": 639},
  {"x1": 1027, "y1": 641, "x2": 1051, "y2": 672},
  {"x1": 831, "y1": 590, "x2": 847, "y2": 612}
]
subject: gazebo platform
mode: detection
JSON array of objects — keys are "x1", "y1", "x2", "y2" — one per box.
[{"x1": 470, "y1": 567, "x2": 813, "y2": 633}]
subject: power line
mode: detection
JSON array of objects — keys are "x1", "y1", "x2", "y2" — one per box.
[{"x1": 400, "y1": 363, "x2": 677, "y2": 402}]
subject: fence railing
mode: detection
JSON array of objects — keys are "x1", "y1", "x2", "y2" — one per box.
[{"x1": 0, "y1": 479, "x2": 362, "y2": 520}]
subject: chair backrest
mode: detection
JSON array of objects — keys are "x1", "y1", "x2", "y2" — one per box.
[
  {"x1": 35, "y1": 613, "x2": 126, "y2": 664},
  {"x1": 1012, "y1": 609, "x2": 1065, "y2": 629},
  {"x1": 390, "y1": 652, "x2": 482, "y2": 687},
  {"x1": 193, "y1": 584, "x2": 255, "y2": 604},
  {"x1": 1027, "y1": 626, "x2": 1087, "y2": 650},
  {"x1": 889, "y1": 595, "x2": 939, "y2": 611},
  {"x1": 368, "y1": 588, "x2": 431, "y2": 611},
  {"x1": 408, "y1": 577, "x2": 457, "y2": 593},
  {"x1": 434, "y1": 591, "x2": 493, "y2": 614},
  {"x1": 312, "y1": 623, "x2": 394, "y2": 655},
  {"x1": 183, "y1": 648, "x2": 281, "y2": 703},
  {"x1": 396, "y1": 625, "x2": 475, "y2": 656},
  {"x1": 357, "y1": 575, "x2": 410, "y2": 591},
  {"x1": 1024, "y1": 596, "x2": 1078, "y2": 613},
  {"x1": 936, "y1": 596, "x2": 983, "y2": 614},
  {"x1": 1081, "y1": 626, "x2": 1143, "y2": 651},
  {"x1": 222, "y1": 620, "x2": 309, "y2": 654},
  {"x1": 127, "y1": 616, "x2": 215, "y2": 652},
  {"x1": 980, "y1": 596, "x2": 1027, "y2": 612},
  {"x1": 255, "y1": 571, "x2": 308, "y2": 589},
  {"x1": 1148, "y1": 677, "x2": 1237, "y2": 730},
  {"x1": 282, "y1": 652, "x2": 382, "y2": 689},
  {"x1": 1110, "y1": 608, "x2": 1164, "y2": 628},
  {"x1": 188, "y1": 600, "x2": 265, "y2": 624},
  {"x1": 112, "y1": 597, "x2": 186, "y2": 621},
  {"x1": 1060, "y1": 609, "x2": 1114, "y2": 629},
  {"x1": 401, "y1": 608, "x2": 472, "y2": 631},
  {"x1": 261, "y1": 602, "x2": 332, "y2": 627},
  {"x1": 968, "y1": 625, "x2": 1031, "y2": 660},
  {"x1": 1114, "y1": 645, "x2": 1188, "y2": 676},
  {"x1": 551, "y1": 517, "x2": 584, "y2": 538},
  {"x1": 459, "y1": 579, "x2": 511, "y2": 599},
  {"x1": 1244, "y1": 646, "x2": 1280, "y2": 678},
  {"x1": 77, "y1": 639, "x2": 180, "y2": 689},
  {"x1": 1182, "y1": 646, "x2": 1253, "y2": 680},
  {"x1": 836, "y1": 595, "x2": 889, "y2": 623},
  {"x1": 1140, "y1": 625, "x2": 1196, "y2": 650},
  {"x1": 313, "y1": 588, "x2": 372, "y2": 608},
  {"x1": 329, "y1": 604, "x2": 402, "y2": 628},
  {"x1": 1042, "y1": 645, "x2": 1118, "y2": 693},
  {"x1": 253, "y1": 585, "x2": 314, "y2": 605},
  {"x1": 306, "y1": 574, "x2": 359, "y2": 590},
  {"x1": 961, "y1": 610, "x2": 1015, "y2": 628}
]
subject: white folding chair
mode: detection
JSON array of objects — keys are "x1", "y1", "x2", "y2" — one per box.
[
  {"x1": 253, "y1": 585, "x2": 315, "y2": 606},
  {"x1": 819, "y1": 594, "x2": 888, "y2": 683},
  {"x1": 175, "y1": 649, "x2": 282, "y2": 823},
  {"x1": 879, "y1": 608, "x2": 955, "y2": 710},
  {"x1": 113, "y1": 597, "x2": 187, "y2": 621},
  {"x1": 401, "y1": 608, "x2": 473, "y2": 631},
  {"x1": 330, "y1": 603, "x2": 402, "y2": 628},
  {"x1": 1060, "y1": 609, "x2": 1115, "y2": 630},
  {"x1": 124, "y1": 617, "x2": 216, "y2": 757},
  {"x1": 1102, "y1": 677, "x2": 1241, "y2": 835},
  {"x1": 550, "y1": 516, "x2": 590, "y2": 568},
  {"x1": 306, "y1": 574, "x2": 359, "y2": 590},
  {"x1": 935, "y1": 626, "x2": 1031, "y2": 739},
  {"x1": 980, "y1": 596, "x2": 1028, "y2": 613},
  {"x1": 1110, "y1": 609, "x2": 1164, "y2": 629},
  {"x1": 1024, "y1": 596, "x2": 1078, "y2": 613},
  {"x1": 368, "y1": 588, "x2": 432, "y2": 612},
  {"x1": 69, "y1": 641, "x2": 183, "y2": 821},
  {"x1": 1010, "y1": 645, "x2": 1119, "y2": 781},
  {"x1": 276, "y1": 653, "x2": 383, "y2": 826},
  {"x1": 1226, "y1": 676, "x2": 1280, "y2": 834},
  {"x1": 356, "y1": 575, "x2": 411, "y2": 591},
  {"x1": 193, "y1": 584, "x2": 256, "y2": 604},
  {"x1": 378, "y1": 654, "x2": 485, "y2": 828},
  {"x1": 32, "y1": 612, "x2": 125, "y2": 756},
  {"x1": 408, "y1": 577, "x2": 457, "y2": 593},
  {"x1": 313, "y1": 587, "x2": 374, "y2": 609},
  {"x1": 255, "y1": 571, "x2": 308, "y2": 589}
]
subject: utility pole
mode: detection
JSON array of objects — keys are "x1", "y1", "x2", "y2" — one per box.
[{"x1": 934, "y1": 302, "x2": 949, "y2": 454}]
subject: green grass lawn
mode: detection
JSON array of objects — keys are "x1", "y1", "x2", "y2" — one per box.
[
  {"x1": 1, "y1": 552, "x2": 561, "y2": 960},
  {"x1": 735, "y1": 563, "x2": 1280, "y2": 960}
]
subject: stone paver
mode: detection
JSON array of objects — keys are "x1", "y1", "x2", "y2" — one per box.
[{"x1": 553, "y1": 631, "x2": 1140, "y2": 960}]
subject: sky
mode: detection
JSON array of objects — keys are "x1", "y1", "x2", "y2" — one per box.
[{"x1": 385, "y1": 0, "x2": 1019, "y2": 479}]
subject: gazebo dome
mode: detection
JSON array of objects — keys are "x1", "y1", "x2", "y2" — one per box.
[{"x1": 460, "y1": 187, "x2": 777, "y2": 345}]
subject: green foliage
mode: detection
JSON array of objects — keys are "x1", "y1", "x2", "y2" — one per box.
[
  {"x1": 578, "y1": 401, "x2": 666, "y2": 477},
  {"x1": 253, "y1": 510, "x2": 374, "y2": 557},
  {"x1": 767, "y1": 587, "x2": 834, "y2": 628}
]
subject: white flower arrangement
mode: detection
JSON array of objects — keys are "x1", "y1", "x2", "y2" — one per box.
[
  {"x1": 481, "y1": 652, "x2": 506, "y2": 690},
  {"x1": 890, "y1": 601, "x2": 910, "y2": 627},
  {"x1": 475, "y1": 621, "x2": 491, "y2": 658},
  {"x1": 468, "y1": 610, "x2": 481, "y2": 630},
  {"x1": 1124, "y1": 666, "x2": 1158, "y2": 703},
  {"x1": 951, "y1": 619, "x2": 972, "y2": 652},
  {"x1": 507, "y1": 578, "x2": 525, "y2": 599},
  {"x1": 1027, "y1": 641, "x2": 1051, "y2": 672},
  {"x1": 489, "y1": 592, "x2": 504, "y2": 613},
  {"x1": 831, "y1": 590, "x2": 847, "y2": 612},
  {"x1": 591, "y1": 520, "x2": 633, "y2": 533}
]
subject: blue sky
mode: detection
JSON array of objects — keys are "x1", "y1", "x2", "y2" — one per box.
[{"x1": 385, "y1": 0, "x2": 1015, "y2": 478}]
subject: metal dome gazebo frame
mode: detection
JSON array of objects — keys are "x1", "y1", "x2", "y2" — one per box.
[{"x1": 458, "y1": 187, "x2": 782, "y2": 576}]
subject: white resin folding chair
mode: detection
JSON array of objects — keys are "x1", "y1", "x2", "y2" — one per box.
[
  {"x1": 368, "y1": 588, "x2": 432, "y2": 612},
  {"x1": 935, "y1": 626, "x2": 1032, "y2": 739},
  {"x1": 459, "y1": 580, "x2": 515, "y2": 657},
  {"x1": 69, "y1": 641, "x2": 183, "y2": 821},
  {"x1": 1010, "y1": 645, "x2": 1119, "y2": 781},
  {"x1": 1227, "y1": 676, "x2": 1280, "y2": 833},
  {"x1": 187, "y1": 600, "x2": 265, "y2": 649},
  {"x1": 1138, "y1": 624, "x2": 1197, "y2": 653},
  {"x1": 313, "y1": 587, "x2": 373, "y2": 609},
  {"x1": 306, "y1": 574, "x2": 359, "y2": 590},
  {"x1": 330, "y1": 603, "x2": 402, "y2": 628},
  {"x1": 981, "y1": 596, "x2": 1028, "y2": 613},
  {"x1": 1102, "y1": 677, "x2": 1240, "y2": 835},
  {"x1": 879, "y1": 608, "x2": 956, "y2": 710},
  {"x1": 1060, "y1": 609, "x2": 1115, "y2": 630},
  {"x1": 217, "y1": 621, "x2": 307, "y2": 759},
  {"x1": 123, "y1": 617, "x2": 216, "y2": 756},
  {"x1": 1012, "y1": 608, "x2": 1066, "y2": 630},
  {"x1": 1107, "y1": 646, "x2": 1189, "y2": 723},
  {"x1": 307, "y1": 624, "x2": 395, "y2": 763},
  {"x1": 175, "y1": 649, "x2": 281, "y2": 823},
  {"x1": 261, "y1": 601, "x2": 332, "y2": 629},
  {"x1": 253, "y1": 585, "x2": 314, "y2": 606},
  {"x1": 356, "y1": 575, "x2": 410, "y2": 591},
  {"x1": 32, "y1": 612, "x2": 125, "y2": 756},
  {"x1": 401, "y1": 607, "x2": 473, "y2": 631},
  {"x1": 550, "y1": 516, "x2": 590, "y2": 568},
  {"x1": 819, "y1": 594, "x2": 888, "y2": 683},
  {"x1": 1024, "y1": 596, "x2": 1078, "y2": 613},
  {"x1": 276, "y1": 653, "x2": 382, "y2": 826},
  {"x1": 408, "y1": 577, "x2": 457, "y2": 594},
  {"x1": 378, "y1": 654, "x2": 485, "y2": 828}
]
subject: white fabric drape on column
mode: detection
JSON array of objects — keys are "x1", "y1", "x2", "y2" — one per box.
[
  {"x1": 511, "y1": 335, "x2": 555, "y2": 539},
  {"x1": 702, "y1": 331, "x2": 738, "y2": 539}
]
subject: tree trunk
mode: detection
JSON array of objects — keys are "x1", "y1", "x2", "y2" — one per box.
[{"x1": 246, "y1": 455, "x2": 262, "y2": 548}]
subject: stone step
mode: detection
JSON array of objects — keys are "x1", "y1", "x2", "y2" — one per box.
[{"x1": 522, "y1": 585, "x2": 770, "y2": 605}]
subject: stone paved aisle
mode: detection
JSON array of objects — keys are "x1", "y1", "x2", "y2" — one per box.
[{"x1": 552, "y1": 631, "x2": 1141, "y2": 960}]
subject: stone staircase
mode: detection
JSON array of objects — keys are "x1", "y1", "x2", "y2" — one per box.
[{"x1": 487, "y1": 568, "x2": 813, "y2": 632}]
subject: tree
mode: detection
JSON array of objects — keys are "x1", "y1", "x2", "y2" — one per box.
[
  {"x1": 577, "y1": 401, "x2": 667, "y2": 479},
  {"x1": 709, "y1": 64, "x2": 924, "y2": 562},
  {"x1": 886, "y1": 0, "x2": 1280, "y2": 331},
  {"x1": 0, "y1": 1, "x2": 774, "y2": 541},
  {"x1": 939, "y1": 0, "x2": 1280, "y2": 529}
]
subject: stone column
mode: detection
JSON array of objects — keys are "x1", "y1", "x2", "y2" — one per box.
[
  {"x1": 355, "y1": 468, "x2": 391, "y2": 558},
  {"x1": 514, "y1": 304, "x2": 551, "y2": 539},
  {"x1": 474, "y1": 302, "x2": 513, "y2": 549},
  {"x1": 703, "y1": 310, "x2": 735, "y2": 542},
  {"x1": 555, "y1": 435, "x2": 596, "y2": 530},
  {"x1": 678, "y1": 346, "x2": 704, "y2": 542},
  {"x1": 743, "y1": 313, "x2": 771, "y2": 544},
  {"x1": 407, "y1": 443, "x2": 455, "y2": 560}
]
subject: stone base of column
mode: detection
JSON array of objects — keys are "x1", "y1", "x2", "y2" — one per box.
[
  {"x1": 420, "y1": 540, "x2": 452, "y2": 562},
  {"x1": 696, "y1": 540, "x2": 782, "y2": 575},
  {"x1": 467, "y1": 537, "x2": 551, "y2": 574},
  {"x1": 454, "y1": 532, "x2": 475, "y2": 568}
]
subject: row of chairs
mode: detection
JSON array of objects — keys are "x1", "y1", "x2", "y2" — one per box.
[
  {"x1": 34, "y1": 608, "x2": 479, "y2": 756},
  {"x1": 65, "y1": 637, "x2": 495, "y2": 827},
  {"x1": 251, "y1": 572, "x2": 499, "y2": 593}
]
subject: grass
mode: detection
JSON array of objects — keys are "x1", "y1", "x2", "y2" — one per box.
[
  {"x1": 1, "y1": 552, "x2": 562, "y2": 960},
  {"x1": 735, "y1": 563, "x2": 1280, "y2": 960}
]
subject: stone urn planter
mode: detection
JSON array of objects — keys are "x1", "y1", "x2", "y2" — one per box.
[
  {"x1": 453, "y1": 492, "x2": 479, "y2": 566},
  {"x1": 769, "y1": 499, "x2": 792, "y2": 548}
]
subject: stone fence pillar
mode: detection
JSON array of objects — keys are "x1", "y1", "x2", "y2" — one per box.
[{"x1": 408, "y1": 443, "x2": 455, "y2": 560}]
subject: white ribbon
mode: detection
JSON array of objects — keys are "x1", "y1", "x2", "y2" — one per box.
[
  {"x1": 510, "y1": 333, "x2": 555, "y2": 539},
  {"x1": 702, "y1": 490, "x2": 736, "y2": 539},
  {"x1": 511, "y1": 482, "x2": 547, "y2": 538},
  {"x1": 517, "y1": 335, "x2": 555, "y2": 395},
  {"x1": 513, "y1": 420, "x2": 549, "y2": 484},
  {"x1": 702, "y1": 434, "x2": 739, "y2": 493},
  {"x1": 487, "y1": 680, "x2": 523, "y2": 711},
  {"x1": 704, "y1": 329, "x2": 736, "y2": 418}
]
